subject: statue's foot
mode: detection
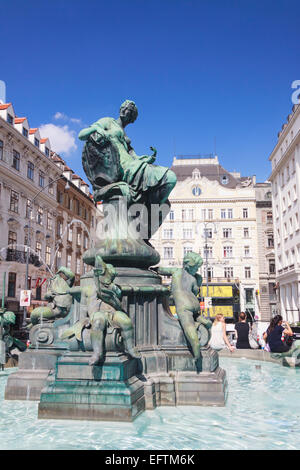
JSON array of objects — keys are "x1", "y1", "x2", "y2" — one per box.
[{"x1": 88, "y1": 353, "x2": 104, "y2": 366}]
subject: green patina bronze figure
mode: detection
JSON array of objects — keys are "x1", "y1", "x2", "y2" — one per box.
[
  {"x1": 0, "y1": 309, "x2": 26, "y2": 357},
  {"x1": 27, "y1": 267, "x2": 75, "y2": 329},
  {"x1": 154, "y1": 252, "x2": 212, "y2": 360},
  {"x1": 61, "y1": 255, "x2": 140, "y2": 365},
  {"x1": 79, "y1": 100, "x2": 177, "y2": 208}
]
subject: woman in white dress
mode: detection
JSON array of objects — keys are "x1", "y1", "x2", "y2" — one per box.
[{"x1": 209, "y1": 314, "x2": 234, "y2": 352}]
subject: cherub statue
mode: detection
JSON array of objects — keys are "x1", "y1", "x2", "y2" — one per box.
[
  {"x1": 154, "y1": 252, "x2": 212, "y2": 360},
  {"x1": 61, "y1": 255, "x2": 140, "y2": 365},
  {"x1": 0, "y1": 309, "x2": 26, "y2": 360},
  {"x1": 27, "y1": 267, "x2": 75, "y2": 329}
]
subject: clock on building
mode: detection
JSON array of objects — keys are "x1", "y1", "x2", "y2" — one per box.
[{"x1": 192, "y1": 185, "x2": 202, "y2": 196}]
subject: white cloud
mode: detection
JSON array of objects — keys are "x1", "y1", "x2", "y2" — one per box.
[
  {"x1": 40, "y1": 123, "x2": 77, "y2": 155},
  {"x1": 53, "y1": 111, "x2": 68, "y2": 120},
  {"x1": 53, "y1": 111, "x2": 82, "y2": 125}
]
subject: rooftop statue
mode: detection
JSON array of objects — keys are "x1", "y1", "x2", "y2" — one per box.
[{"x1": 154, "y1": 252, "x2": 212, "y2": 360}]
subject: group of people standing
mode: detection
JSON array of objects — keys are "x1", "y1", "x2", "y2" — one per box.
[{"x1": 208, "y1": 312, "x2": 295, "y2": 354}]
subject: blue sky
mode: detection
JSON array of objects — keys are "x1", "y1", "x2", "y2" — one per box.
[{"x1": 1, "y1": 0, "x2": 300, "y2": 183}]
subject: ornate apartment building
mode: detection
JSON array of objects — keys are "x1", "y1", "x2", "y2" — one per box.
[
  {"x1": 51, "y1": 153, "x2": 97, "y2": 285},
  {"x1": 269, "y1": 103, "x2": 300, "y2": 322},
  {"x1": 151, "y1": 156, "x2": 260, "y2": 319},
  {"x1": 0, "y1": 100, "x2": 97, "y2": 329},
  {"x1": 254, "y1": 183, "x2": 277, "y2": 321}
]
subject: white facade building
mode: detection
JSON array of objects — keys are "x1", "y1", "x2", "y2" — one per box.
[
  {"x1": 151, "y1": 156, "x2": 260, "y2": 319},
  {"x1": 269, "y1": 103, "x2": 300, "y2": 322},
  {"x1": 0, "y1": 102, "x2": 61, "y2": 327}
]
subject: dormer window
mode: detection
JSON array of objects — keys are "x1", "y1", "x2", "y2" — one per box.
[
  {"x1": 34, "y1": 138, "x2": 40, "y2": 148},
  {"x1": 45, "y1": 147, "x2": 49, "y2": 157},
  {"x1": 221, "y1": 175, "x2": 228, "y2": 185},
  {"x1": 23, "y1": 128, "x2": 28, "y2": 138},
  {"x1": 7, "y1": 114, "x2": 13, "y2": 124}
]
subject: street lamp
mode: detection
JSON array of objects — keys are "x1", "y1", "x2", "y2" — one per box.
[
  {"x1": 22, "y1": 175, "x2": 70, "y2": 328},
  {"x1": 201, "y1": 221, "x2": 218, "y2": 318}
]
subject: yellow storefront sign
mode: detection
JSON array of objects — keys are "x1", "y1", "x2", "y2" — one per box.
[
  {"x1": 201, "y1": 285, "x2": 233, "y2": 297},
  {"x1": 170, "y1": 304, "x2": 233, "y2": 317}
]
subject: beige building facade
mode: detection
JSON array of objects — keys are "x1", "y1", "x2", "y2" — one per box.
[{"x1": 151, "y1": 156, "x2": 260, "y2": 319}]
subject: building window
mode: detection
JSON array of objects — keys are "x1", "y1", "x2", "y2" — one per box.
[
  {"x1": 224, "y1": 267, "x2": 233, "y2": 278},
  {"x1": 84, "y1": 233, "x2": 88, "y2": 249},
  {"x1": 0, "y1": 140, "x2": 3, "y2": 160},
  {"x1": 77, "y1": 231, "x2": 81, "y2": 245},
  {"x1": 223, "y1": 228, "x2": 232, "y2": 238},
  {"x1": 223, "y1": 246, "x2": 233, "y2": 258},
  {"x1": 10, "y1": 190, "x2": 19, "y2": 213},
  {"x1": 163, "y1": 229, "x2": 173, "y2": 240},
  {"x1": 57, "y1": 190, "x2": 63, "y2": 204},
  {"x1": 163, "y1": 246, "x2": 173, "y2": 259},
  {"x1": 76, "y1": 258, "x2": 81, "y2": 275},
  {"x1": 183, "y1": 246, "x2": 193, "y2": 256},
  {"x1": 45, "y1": 147, "x2": 50, "y2": 157},
  {"x1": 7, "y1": 273, "x2": 16, "y2": 297},
  {"x1": 47, "y1": 212, "x2": 52, "y2": 230},
  {"x1": 221, "y1": 175, "x2": 228, "y2": 185},
  {"x1": 244, "y1": 227, "x2": 249, "y2": 238},
  {"x1": 205, "y1": 267, "x2": 214, "y2": 279},
  {"x1": 267, "y1": 233, "x2": 274, "y2": 247},
  {"x1": 243, "y1": 208, "x2": 248, "y2": 218},
  {"x1": 27, "y1": 161, "x2": 34, "y2": 180},
  {"x1": 245, "y1": 267, "x2": 251, "y2": 279},
  {"x1": 182, "y1": 209, "x2": 194, "y2": 221},
  {"x1": 68, "y1": 227, "x2": 73, "y2": 242},
  {"x1": 203, "y1": 246, "x2": 213, "y2": 258},
  {"x1": 57, "y1": 220, "x2": 63, "y2": 237},
  {"x1": 228, "y1": 209, "x2": 233, "y2": 219},
  {"x1": 204, "y1": 228, "x2": 212, "y2": 239},
  {"x1": 221, "y1": 209, "x2": 226, "y2": 219},
  {"x1": 34, "y1": 138, "x2": 40, "y2": 148},
  {"x1": 37, "y1": 206, "x2": 43, "y2": 225},
  {"x1": 169, "y1": 210, "x2": 174, "y2": 221},
  {"x1": 8, "y1": 231, "x2": 17, "y2": 248},
  {"x1": 46, "y1": 246, "x2": 51, "y2": 266},
  {"x1": 244, "y1": 246, "x2": 250, "y2": 257},
  {"x1": 12, "y1": 150, "x2": 20, "y2": 170},
  {"x1": 23, "y1": 127, "x2": 28, "y2": 138},
  {"x1": 36, "y1": 241, "x2": 42, "y2": 258},
  {"x1": 39, "y1": 172, "x2": 45, "y2": 188},
  {"x1": 48, "y1": 178, "x2": 54, "y2": 195},
  {"x1": 245, "y1": 288, "x2": 254, "y2": 303},
  {"x1": 183, "y1": 229, "x2": 193, "y2": 239},
  {"x1": 56, "y1": 250, "x2": 62, "y2": 269},
  {"x1": 67, "y1": 253, "x2": 72, "y2": 269},
  {"x1": 267, "y1": 211, "x2": 273, "y2": 223},
  {"x1": 208, "y1": 209, "x2": 213, "y2": 220},
  {"x1": 26, "y1": 199, "x2": 32, "y2": 219},
  {"x1": 7, "y1": 114, "x2": 13, "y2": 124},
  {"x1": 269, "y1": 259, "x2": 276, "y2": 274}
]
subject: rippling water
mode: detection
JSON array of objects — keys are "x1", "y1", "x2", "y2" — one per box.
[{"x1": 0, "y1": 358, "x2": 300, "y2": 450}]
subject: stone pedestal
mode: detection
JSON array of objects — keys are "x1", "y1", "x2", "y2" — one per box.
[{"x1": 38, "y1": 352, "x2": 145, "y2": 422}]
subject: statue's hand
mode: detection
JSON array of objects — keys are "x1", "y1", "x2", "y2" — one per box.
[{"x1": 149, "y1": 146, "x2": 157, "y2": 162}]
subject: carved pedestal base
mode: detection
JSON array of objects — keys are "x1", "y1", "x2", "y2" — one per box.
[{"x1": 38, "y1": 352, "x2": 145, "y2": 422}]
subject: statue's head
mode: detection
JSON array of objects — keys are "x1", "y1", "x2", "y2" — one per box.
[
  {"x1": 183, "y1": 252, "x2": 203, "y2": 275},
  {"x1": 119, "y1": 100, "x2": 138, "y2": 125},
  {"x1": 57, "y1": 267, "x2": 75, "y2": 287},
  {"x1": 3, "y1": 311, "x2": 16, "y2": 325}
]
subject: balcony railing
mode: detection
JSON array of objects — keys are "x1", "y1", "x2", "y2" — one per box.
[{"x1": 6, "y1": 249, "x2": 42, "y2": 266}]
